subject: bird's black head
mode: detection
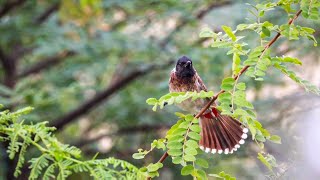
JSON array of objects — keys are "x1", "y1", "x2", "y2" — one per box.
[{"x1": 175, "y1": 56, "x2": 195, "y2": 78}]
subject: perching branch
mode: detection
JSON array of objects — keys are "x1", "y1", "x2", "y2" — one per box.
[
  {"x1": 0, "y1": 0, "x2": 27, "y2": 18},
  {"x1": 148, "y1": 9, "x2": 303, "y2": 179},
  {"x1": 49, "y1": 61, "x2": 174, "y2": 131}
]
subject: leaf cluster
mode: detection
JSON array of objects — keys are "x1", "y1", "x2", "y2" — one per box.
[
  {"x1": 146, "y1": 91, "x2": 214, "y2": 111},
  {"x1": 0, "y1": 107, "x2": 138, "y2": 180}
]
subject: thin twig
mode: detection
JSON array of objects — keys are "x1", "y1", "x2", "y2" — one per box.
[{"x1": 148, "y1": 9, "x2": 303, "y2": 179}]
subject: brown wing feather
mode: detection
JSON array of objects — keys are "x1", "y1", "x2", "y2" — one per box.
[{"x1": 195, "y1": 73, "x2": 208, "y2": 92}]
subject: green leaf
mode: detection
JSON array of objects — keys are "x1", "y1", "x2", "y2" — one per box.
[
  {"x1": 257, "y1": 153, "x2": 272, "y2": 171},
  {"x1": 282, "y1": 57, "x2": 302, "y2": 65},
  {"x1": 185, "y1": 114, "x2": 194, "y2": 122},
  {"x1": 248, "y1": 124, "x2": 256, "y2": 140},
  {"x1": 168, "y1": 135, "x2": 184, "y2": 142},
  {"x1": 147, "y1": 163, "x2": 163, "y2": 172},
  {"x1": 232, "y1": 53, "x2": 241, "y2": 75},
  {"x1": 255, "y1": 77, "x2": 264, "y2": 81},
  {"x1": 249, "y1": 46, "x2": 264, "y2": 58},
  {"x1": 13, "y1": 107, "x2": 34, "y2": 115},
  {"x1": 168, "y1": 149, "x2": 182, "y2": 156},
  {"x1": 269, "y1": 135, "x2": 281, "y2": 144},
  {"x1": 211, "y1": 41, "x2": 233, "y2": 48},
  {"x1": 172, "y1": 157, "x2": 183, "y2": 164},
  {"x1": 146, "y1": 98, "x2": 158, "y2": 105},
  {"x1": 195, "y1": 158, "x2": 209, "y2": 168},
  {"x1": 218, "y1": 92, "x2": 232, "y2": 101},
  {"x1": 236, "y1": 83, "x2": 246, "y2": 90},
  {"x1": 222, "y1": 77, "x2": 235, "y2": 84},
  {"x1": 167, "y1": 141, "x2": 183, "y2": 149},
  {"x1": 185, "y1": 140, "x2": 198, "y2": 147},
  {"x1": 262, "y1": 26, "x2": 270, "y2": 37},
  {"x1": 196, "y1": 169, "x2": 208, "y2": 180},
  {"x1": 185, "y1": 147, "x2": 198, "y2": 156},
  {"x1": 181, "y1": 165, "x2": 194, "y2": 176},
  {"x1": 147, "y1": 171, "x2": 159, "y2": 178},
  {"x1": 188, "y1": 132, "x2": 201, "y2": 140},
  {"x1": 152, "y1": 105, "x2": 157, "y2": 111},
  {"x1": 179, "y1": 121, "x2": 189, "y2": 129},
  {"x1": 184, "y1": 154, "x2": 196, "y2": 162},
  {"x1": 222, "y1": 25, "x2": 236, "y2": 41},
  {"x1": 190, "y1": 124, "x2": 201, "y2": 133},
  {"x1": 209, "y1": 171, "x2": 236, "y2": 180},
  {"x1": 175, "y1": 112, "x2": 186, "y2": 118},
  {"x1": 192, "y1": 118, "x2": 199, "y2": 124},
  {"x1": 236, "y1": 24, "x2": 249, "y2": 31},
  {"x1": 221, "y1": 84, "x2": 233, "y2": 91},
  {"x1": 255, "y1": 133, "x2": 266, "y2": 142},
  {"x1": 132, "y1": 153, "x2": 145, "y2": 159},
  {"x1": 172, "y1": 128, "x2": 187, "y2": 136}
]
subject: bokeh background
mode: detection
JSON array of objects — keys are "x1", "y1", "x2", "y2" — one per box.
[{"x1": 0, "y1": 0, "x2": 319, "y2": 179}]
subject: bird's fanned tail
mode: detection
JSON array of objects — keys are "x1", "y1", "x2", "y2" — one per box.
[{"x1": 199, "y1": 108, "x2": 248, "y2": 154}]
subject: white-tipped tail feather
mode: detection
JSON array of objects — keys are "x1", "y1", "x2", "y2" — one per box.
[
  {"x1": 211, "y1": 149, "x2": 217, "y2": 154},
  {"x1": 199, "y1": 107, "x2": 248, "y2": 155}
]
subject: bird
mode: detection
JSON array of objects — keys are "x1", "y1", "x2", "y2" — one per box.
[{"x1": 168, "y1": 56, "x2": 248, "y2": 154}]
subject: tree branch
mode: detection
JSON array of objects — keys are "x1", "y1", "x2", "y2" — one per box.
[
  {"x1": 0, "y1": 47, "x2": 16, "y2": 88},
  {"x1": 0, "y1": 0, "x2": 27, "y2": 18},
  {"x1": 10, "y1": 45, "x2": 36, "y2": 61},
  {"x1": 17, "y1": 51, "x2": 75, "y2": 78},
  {"x1": 49, "y1": 60, "x2": 174, "y2": 131},
  {"x1": 33, "y1": 2, "x2": 60, "y2": 25},
  {"x1": 148, "y1": 9, "x2": 303, "y2": 179}
]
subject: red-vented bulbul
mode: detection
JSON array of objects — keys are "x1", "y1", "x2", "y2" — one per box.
[{"x1": 169, "y1": 56, "x2": 248, "y2": 154}]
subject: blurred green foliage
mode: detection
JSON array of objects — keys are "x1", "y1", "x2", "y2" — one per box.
[{"x1": 0, "y1": 0, "x2": 319, "y2": 179}]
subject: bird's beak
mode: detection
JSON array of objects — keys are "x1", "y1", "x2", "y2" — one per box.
[{"x1": 185, "y1": 61, "x2": 191, "y2": 68}]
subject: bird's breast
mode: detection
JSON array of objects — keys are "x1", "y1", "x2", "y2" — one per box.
[{"x1": 169, "y1": 73, "x2": 207, "y2": 113}]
